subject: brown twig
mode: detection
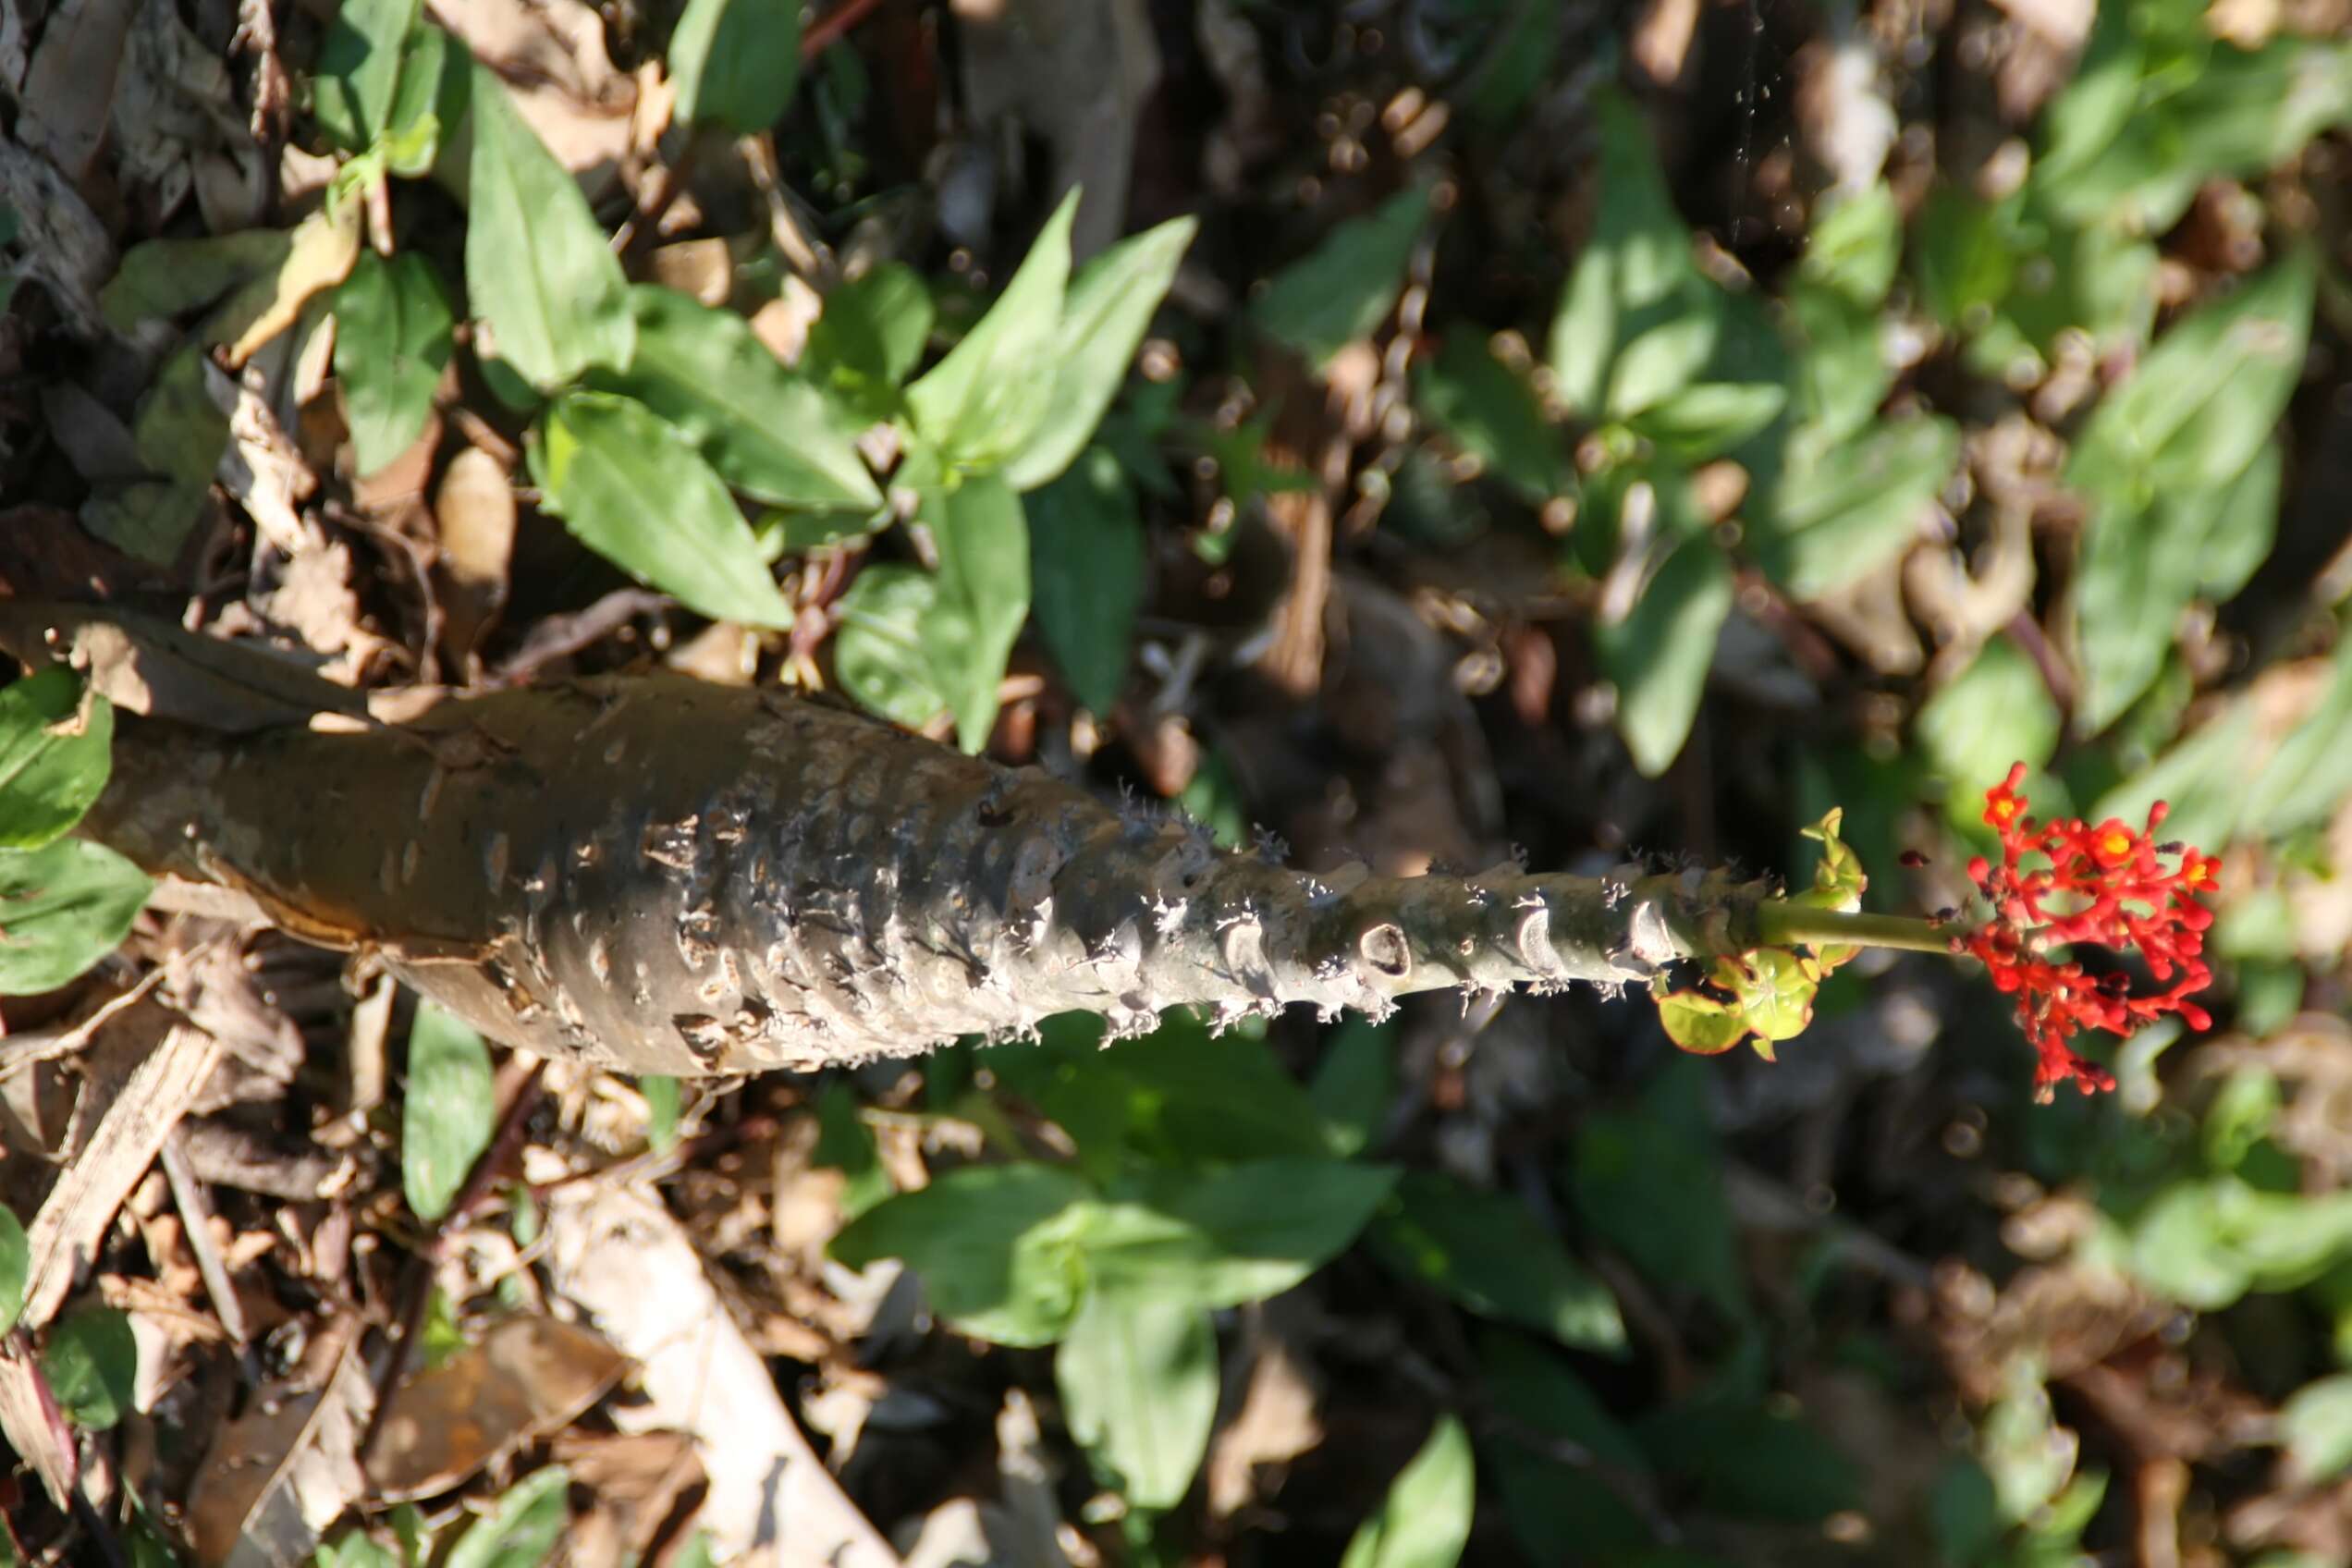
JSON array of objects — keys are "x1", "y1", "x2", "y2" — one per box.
[{"x1": 802, "y1": 0, "x2": 887, "y2": 60}]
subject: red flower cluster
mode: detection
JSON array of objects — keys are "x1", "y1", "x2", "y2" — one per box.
[{"x1": 1956, "y1": 763, "x2": 2219, "y2": 1100}]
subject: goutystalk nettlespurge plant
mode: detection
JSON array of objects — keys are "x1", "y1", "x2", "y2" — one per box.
[{"x1": 21, "y1": 606, "x2": 2212, "y2": 1090}]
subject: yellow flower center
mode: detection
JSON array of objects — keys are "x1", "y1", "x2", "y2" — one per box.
[{"x1": 2101, "y1": 830, "x2": 2131, "y2": 859}]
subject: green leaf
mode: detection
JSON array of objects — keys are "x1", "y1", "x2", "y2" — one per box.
[
  {"x1": 402, "y1": 1000, "x2": 494, "y2": 1222},
  {"x1": 1339, "y1": 1415, "x2": 1475, "y2": 1568},
  {"x1": 1750, "y1": 416, "x2": 1960, "y2": 601},
  {"x1": 1477, "y1": 1327, "x2": 1648, "y2": 1475},
  {"x1": 43, "y1": 1307, "x2": 138, "y2": 1429},
  {"x1": 641, "y1": 1076, "x2": 681, "y2": 1154},
  {"x1": 102, "y1": 230, "x2": 294, "y2": 337},
  {"x1": 833, "y1": 565, "x2": 951, "y2": 731},
  {"x1": 802, "y1": 263, "x2": 933, "y2": 413},
  {"x1": 382, "y1": 20, "x2": 459, "y2": 177},
  {"x1": 1916, "y1": 637, "x2": 2062, "y2": 828},
  {"x1": 82, "y1": 484, "x2": 210, "y2": 570},
  {"x1": 1626, "y1": 381, "x2": 1786, "y2": 462},
  {"x1": 920, "y1": 475, "x2": 1031, "y2": 752},
  {"x1": 1003, "y1": 215, "x2": 1196, "y2": 492},
  {"x1": 1571, "y1": 1061, "x2": 1744, "y2": 1315},
  {"x1": 446, "y1": 1466, "x2": 571, "y2": 1568},
  {"x1": 591, "y1": 286, "x2": 881, "y2": 510},
  {"x1": 1368, "y1": 1171, "x2": 1625, "y2": 1352},
  {"x1": 1637, "y1": 1398, "x2": 1863, "y2": 1522},
  {"x1": 1056, "y1": 1286, "x2": 1219, "y2": 1510},
  {"x1": 1077, "y1": 1159, "x2": 1397, "y2": 1310},
  {"x1": 334, "y1": 251, "x2": 455, "y2": 477},
  {"x1": 0, "y1": 1204, "x2": 27, "y2": 1336},
  {"x1": 0, "y1": 839, "x2": 152, "y2": 995},
  {"x1": 1657, "y1": 989, "x2": 1749, "y2": 1056},
  {"x1": 1254, "y1": 187, "x2": 1429, "y2": 368},
  {"x1": 2069, "y1": 253, "x2": 2314, "y2": 501},
  {"x1": 1801, "y1": 181, "x2": 1902, "y2": 307},
  {"x1": 0, "y1": 668, "x2": 113, "y2": 851},
  {"x1": 2242, "y1": 628, "x2": 2352, "y2": 839},
  {"x1": 533, "y1": 391, "x2": 795, "y2": 628},
  {"x1": 2283, "y1": 1374, "x2": 2352, "y2": 1483},
  {"x1": 1415, "y1": 335, "x2": 1570, "y2": 501},
  {"x1": 1310, "y1": 1018, "x2": 1396, "y2": 1159},
  {"x1": 314, "y1": 0, "x2": 423, "y2": 148},
  {"x1": 669, "y1": 0, "x2": 801, "y2": 133},
  {"x1": 464, "y1": 59, "x2": 634, "y2": 390},
  {"x1": 133, "y1": 346, "x2": 232, "y2": 488},
  {"x1": 829, "y1": 1162, "x2": 1095, "y2": 1345},
  {"x1": 1596, "y1": 530, "x2": 1734, "y2": 778},
  {"x1": 907, "y1": 192, "x2": 1078, "y2": 472},
  {"x1": 1025, "y1": 447, "x2": 1144, "y2": 713},
  {"x1": 1548, "y1": 93, "x2": 1717, "y2": 419}
]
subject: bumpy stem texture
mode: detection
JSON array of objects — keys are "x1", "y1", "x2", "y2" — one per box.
[{"x1": 87, "y1": 676, "x2": 1771, "y2": 1076}]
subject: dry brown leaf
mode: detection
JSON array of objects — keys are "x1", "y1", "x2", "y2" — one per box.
[
  {"x1": 111, "y1": 0, "x2": 268, "y2": 232},
  {"x1": 187, "y1": 1318, "x2": 374, "y2": 1568},
  {"x1": 227, "y1": 200, "x2": 363, "y2": 369},
  {"x1": 365, "y1": 1317, "x2": 631, "y2": 1503},
  {"x1": 427, "y1": 0, "x2": 636, "y2": 189},
  {"x1": 0, "y1": 135, "x2": 116, "y2": 336},
  {"x1": 435, "y1": 446, "x2": 518, "y2": 671},
  {"x1": 544, "y1": 1182, "x2": 903, "y2": 1568},
  {"x1": 16, "y1": 0, "x2": 137, "y2": 179},
  {"x1": 550, "y1": 1430, "x2": 707, "y2": 1568}
]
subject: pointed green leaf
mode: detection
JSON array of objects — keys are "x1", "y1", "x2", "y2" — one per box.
[
  {"x1": 1368, "y1": 1171, "x2": 1625, "y2": 1352},
  {"x1": 43, "y1": 1307, "x2": 138, "y2": 1430},
  {"x1": 1751, "y1": 416, "x2": 1960, "y2": 601},
  {"x1": 334, "y1": 251, "x2": 455, "y2": 476},
  {"x1": 1340, "y1": 1415, "x2": 1475, "y2": 1568},
  {"x1": 1026, "y1": 447, "x2": 1144, "y2": 713},
  {"x1": 533, "y1": 391, "x2": 795, "y2": 628},
  {"x1": 0, "y1": 1204, "x2": 27, "y2": 1335},
  {"x1": 402, "y1": 1001, "x2": 495, "y2": 1222},
  {"x1": 907, "y1": 192, "x2": 1078, "y2": 472},
  {"x1": 829, "y1": 1163, "x2": 1096, "y2": 1346},
  {"x1": 465, "y1": 60, "x2": 634, "y2": 389},
  {"x1": 588, "y1": 285, "x2": 880, "y2": 510},
  {"x1": 1255, "y1": 187, "x2": 1428, "y2": 368},
  {"x1": 1415, "y1": 335, "x2": 1571, "y2": 501},
  {"x1": 447, "y1": 1466, "x2": 572, "y2": 1568},
  {"x1": 922, "y1": 475, "x2": 1031, "y2": 752},
  {"x1": 1057, "y1": 1287, "x2": 1218, "y2": 1510},
  {"x1": 669, "y1": 0, "x2": 801, "y2": 134},
  {"x1": 314, "y1": 0, "x2": 423, "y2": 148},
  {"x1": 1002, "y1": 214, "x2": 1196, "y2": 491},
  {"x1": 833, "y1": 565, "x2": 950, "y2": 731},
  {"x1": 1597, "y1": 529, "x2": 1734, "y2": 777},
  {"x1": 0, "y1": 668, "x2": 113, "y2": 851},
  {"x1": 0, "y1": 839, "x2": 151, "y2": 995}
]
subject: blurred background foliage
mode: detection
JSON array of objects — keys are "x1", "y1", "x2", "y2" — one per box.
[{"x1": 6, "y1": 0, "x2": 2352, "y2": 1562}]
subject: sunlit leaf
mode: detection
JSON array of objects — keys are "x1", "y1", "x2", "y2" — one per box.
[
  {"x1": 1255, "y1": 187, "x2": 1429, "y2": 368},
  {"x1": 1596, "y1": 530, "x2": 1733, "y2": 778},
  {"x1": 402, "y1": 1001, "x2": 494, "y2": 1222},
  {"x1": 830, "y1": 1163, "x2": 1095, "y2": 1345},
  {"x1": 1339, "y1": 1415, "x2": 1474, "y2": 1568},
  {"x1": 446, "y1": 1467, "x2": 571, "y2": 1568},
  {"x1": 464, "y1": 60, "x2": 634, "y2": 390},
  {"x1": 1004, "y1": 214, "x2": 1196, "y2": 491},
  {"x1": 532, "y1": 391, "x2": 795, "y2": 628},
  {"x1": 0, "y1": 668, "x2": 113, "y2": 851},
  {"x1": 907, "y1": 192, "x2": 1077, "y2": 472},
  {"x1": 334, "y1": 251, "x2": 455, "y2": 476},
  {"x1": 1056, "y1": 1286, "x2": 1218, "y2": 1510},
  {"x1": 314, "y1": 0, "x2": 423, "y2": 148},
  {"x1": 0, "y1": 839, "x2": 152, "y2": 995},
  {"x1": 591, "y1": 285, "x2": 881, "y2": 510},
  {"x1": 669, "y1": 0, "x2": 801, "y2": 133}
]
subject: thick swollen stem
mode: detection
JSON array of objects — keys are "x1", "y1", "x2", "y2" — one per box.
[
  {"x1": 80, "y1": 673, "x2": 1778, "y2": 1077},
  {"x1": 1753, "y1": 903, "x2": 1954, "y2": 956}
]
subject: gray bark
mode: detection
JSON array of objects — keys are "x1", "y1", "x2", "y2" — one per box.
[{"x1": 84, "y1": 674, "x2": 1768, "y2": 1076}]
